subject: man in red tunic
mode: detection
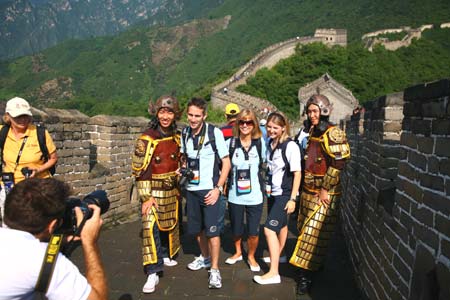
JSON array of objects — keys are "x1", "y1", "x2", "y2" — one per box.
[
  {"x1": 289, "y1": 94, "x2": 351, "y2": 296},
  {"x1": 132, "y1": 95, "x2": 182, "y2": 294}
]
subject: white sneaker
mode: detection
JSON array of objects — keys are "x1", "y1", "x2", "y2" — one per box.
[
  {"x1": 253, "y1": 274, "x2": 281, "y2": 285},
  {"x1": 187, "y1": 255, "x2": 211, "y2": 271},
  {"x1": 262, "y1": 255, "x2": 287, "y2": 263},
  {"x1": 142, "y1": 273, "x2": 159, "y2": 293},
  {"x1": 208, "y1": 269, "x2": 222, "y2": 289},
  {"x1": 163, "y1": 257, "x2": 178, "y2": 267}
]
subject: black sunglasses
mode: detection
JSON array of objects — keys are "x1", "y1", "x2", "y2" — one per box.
[{"x1": 239, "y1": 120, "x2": 254, "y2": 126}]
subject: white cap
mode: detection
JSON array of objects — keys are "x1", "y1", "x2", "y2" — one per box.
[
  {"x1": 5, "y1": 97, "x2": 32, "y2": 117},
  {"x1": 259, "y1": 119, "x2": 267, "y2": 126}
]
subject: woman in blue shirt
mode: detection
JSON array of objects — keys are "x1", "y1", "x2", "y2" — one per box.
[{"x1": 225, "y1": 109, "x2": 266, "y2": 273}]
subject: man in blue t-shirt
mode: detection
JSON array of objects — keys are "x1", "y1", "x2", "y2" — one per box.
[{"x1": 180, "y1": 98, "x2": 231, "y2": 289}]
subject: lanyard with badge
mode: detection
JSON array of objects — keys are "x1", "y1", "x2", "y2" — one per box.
[
  {"x1": 235, "y1": 139, "x2": 253, "y2": 195},
  {"x1": 184, "y1": 124, "x2": 207, "y2": 185},
  {"x1": 1, "y1": 136, "x2": 28, "y2": 195}
]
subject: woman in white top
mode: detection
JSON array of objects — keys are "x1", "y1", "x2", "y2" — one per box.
[
  {"x1": 253, "y1": 112, "x2": 301, "y2": 285},
  {"x1": 225, "y1": 109, "x2": 266, "y2": 272}
]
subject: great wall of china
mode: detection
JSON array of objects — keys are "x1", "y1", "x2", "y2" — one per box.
[
  {"x1": 211, "y1": 22, "x2": 450, "y2": 123},
  {"x1": 0, "y1": 23, "x2": 449, "y2": 300},
  {"x1": 210, "y1": 29, "x2": 346, "y2": 119}
]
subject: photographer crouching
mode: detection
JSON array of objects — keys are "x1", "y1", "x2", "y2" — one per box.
[{"x1": 0, "y1": 178, "x2": 108, "y2": 300}]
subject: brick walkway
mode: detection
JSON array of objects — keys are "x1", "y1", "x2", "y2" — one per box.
[{"x1": 71, "y1": 211, "x2": 362, "y2": 300}]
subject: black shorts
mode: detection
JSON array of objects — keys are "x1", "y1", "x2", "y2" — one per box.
[
  {"x1": 264, "y1": 195, "x2": 289, "y2": 233},
  {"x1": 186, "y1": 189, "x2": 223, "y2": 237},
  {"x1": 228, "y1": 202, "x2": 263, "y2": 237}
]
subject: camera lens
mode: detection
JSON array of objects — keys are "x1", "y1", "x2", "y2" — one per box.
[
  {"x1": 58, "y1": 190, "x2": 110, "y2": 234},
  {"x1": 82, "y1": 190, "x2": 110, "y2": 215}
]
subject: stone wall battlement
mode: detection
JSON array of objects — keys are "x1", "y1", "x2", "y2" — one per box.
[
  {"x1": 341, "y1": 78, "x2": 450, "y2": 300},
  {"x1": 0, "y1": 107, "x2": 148, "y2": 226}
]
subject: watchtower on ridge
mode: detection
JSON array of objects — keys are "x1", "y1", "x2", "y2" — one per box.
[{"x1": 314, "y1": 28, "x2": 347, "y2": 46}]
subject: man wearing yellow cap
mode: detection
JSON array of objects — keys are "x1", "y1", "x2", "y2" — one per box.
[{"x1": 220, "y1": 103, "x2": 240, "y2": 141}]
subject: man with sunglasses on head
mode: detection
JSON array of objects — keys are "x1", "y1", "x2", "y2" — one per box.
[
  {"x1": 0, "y1": 178, "x2": 107, "y2": 300},
  {"x1": 180, "y1": 97, "x2": 230, "y2": 289}
]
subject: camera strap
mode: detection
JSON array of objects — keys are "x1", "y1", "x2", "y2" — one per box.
[
  {"x1": 35, "y1": 234, "x2": 64, "y2": 294},
  {"x1": 13, "y1": 136, "x2": 28, "y2": 172},
  {"x1": 182, "y1": 124, "x2": 206, "y2": 160}
]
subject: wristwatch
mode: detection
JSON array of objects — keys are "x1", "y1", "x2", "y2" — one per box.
[{"x1": 215, "y1": 185, "x2": 224, "y2": 194}]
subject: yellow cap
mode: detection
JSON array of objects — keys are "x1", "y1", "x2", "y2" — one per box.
[{"x1": 225, "y1": 103, "x2": 240, "y2": 116}]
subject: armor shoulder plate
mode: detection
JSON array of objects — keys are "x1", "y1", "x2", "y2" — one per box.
[
  {"x1": 321, "y1": 127, "x2": 350, "y2": 160},
  {"x1": 132, "y1": 135, "x2": 154, "y2": 176}
]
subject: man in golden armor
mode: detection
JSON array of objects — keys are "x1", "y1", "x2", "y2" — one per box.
[
  {"x1": 289, "y1": 94, "x2": 350, "y2": 296},
  {"x1": 132, "y1": 95, "x2": 182, "y2": 294}
]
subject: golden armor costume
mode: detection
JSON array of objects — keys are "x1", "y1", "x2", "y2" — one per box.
[
  {"x1": 132, "y1": 128, "x2": 181, "y2": 266},
  {"x1": 290, "y1": 125, "x2": 350, "y2": 271}
]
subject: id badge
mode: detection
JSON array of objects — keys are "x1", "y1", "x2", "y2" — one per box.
[
  {"x1": 188, "y1": 158, "x2": 200, "y2": 185},
  {"x1": 1, "y1": 172, "x2": 14, "y2": 195},
  {"x1": 236, "y1": 168, "x2": 251, "y2": 194}
]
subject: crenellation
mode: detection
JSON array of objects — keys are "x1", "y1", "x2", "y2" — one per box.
[
  {"x1": 435, "y1": 138, "x2": 450, "y2": 157},
  {"x1": 422, "y1": 190, "x2": 450, "y2": 214},
  {"x1": 432, "y1": 119, "x2": 450, "y2": 135},
  {"x1": 412, "y1": 205, "x2": 435, "y2": 228},
  {"x1": 404, "y1": 79, "x2": 450, "y2": 102},
  {"x1": 393, "y1": 254, "x2": 412, "y2": 285},
  {"x1": 407, "y1": 150, "x2": 428, "y2": 171},
  {"x1": 420, "y1": 173, "x2": 445, "y2": 192},
  {"x1": 342, "y1": 78, "x2": 450, "y2": 299},
  {"x1": 411, "y1": 119, "x2": 433, "y2": 136},
  {"x1": 397, "y1": 240, "x2": 415, "y2": 268}
]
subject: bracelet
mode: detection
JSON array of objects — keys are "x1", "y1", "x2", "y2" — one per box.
[{"x1": 289, "y1": 198, "x2": 297, "y2": 203}]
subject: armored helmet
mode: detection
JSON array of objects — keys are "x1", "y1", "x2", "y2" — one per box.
[
  {"x1": 148, "y1": 95, "x2": 181, "y2": 119},
  {"x1": 306, "y1": 94, "x2": 332, "y2": 116}
]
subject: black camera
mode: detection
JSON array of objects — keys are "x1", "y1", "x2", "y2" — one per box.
[
  {"x1": 59, "y1": 190, "x2": 110, "y2": 234},
  {"x1": 178, "y1": 167, "x2": 194, "y2": 187},
  {"x1": 21, "y1": 167, "x2": 33, "y2": 178}
]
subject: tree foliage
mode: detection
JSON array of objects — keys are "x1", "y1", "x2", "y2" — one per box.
[{"x1": 237, "y1": 28, "x2": 450, "y2": 119}]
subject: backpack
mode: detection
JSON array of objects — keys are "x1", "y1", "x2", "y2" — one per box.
[
  {"x1": 268, "y1": 137, "x2": 302, "y2": 196},
  {"x1": 227, "y1": 137, "x2": 265, "y2": 195},
  {"x1": 0, "y1": 124, "x2": 55, "y2": 175},
  {"x1": 270, "y1": 137, "x2": 294, "y2": 173},
  {"x1": 294, "y1": 128, "x2": 309, "y2": 192}
]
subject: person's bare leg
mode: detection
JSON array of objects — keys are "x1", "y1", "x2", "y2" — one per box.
[
  {"x1": 247, "y1": 235, "x2": 259, "y2": 267},
  {"x1": 197, "y1": 231, "x2": 209, "y2": 258},
  {"x1": 278, "y1": 226, "x2": 288, "y2": 256},
  {"x1": 229, "y1": 236, "x2": 243, "y2": 259},
  {"x1": 260, "y1": 227, "x2": 279, "y2": 279},
  {"x1": 209, "y1": 236, "x2": 221, "y2": 269}
]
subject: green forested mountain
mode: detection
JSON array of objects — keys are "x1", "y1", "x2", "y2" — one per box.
[
  {"x1": 0, "y1": 0, "x2": 224, "y2": 59},
  {"x1": 0, "y1": 0, "x2": 449, "y2": 118}
]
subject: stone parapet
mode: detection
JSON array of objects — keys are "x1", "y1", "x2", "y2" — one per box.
[
  {"x1": 341, "y1": 78, "x2": 450, "y2": 300},
  {"x1": 0, "y1": 107, "x2": 148, "y2": 226}
]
